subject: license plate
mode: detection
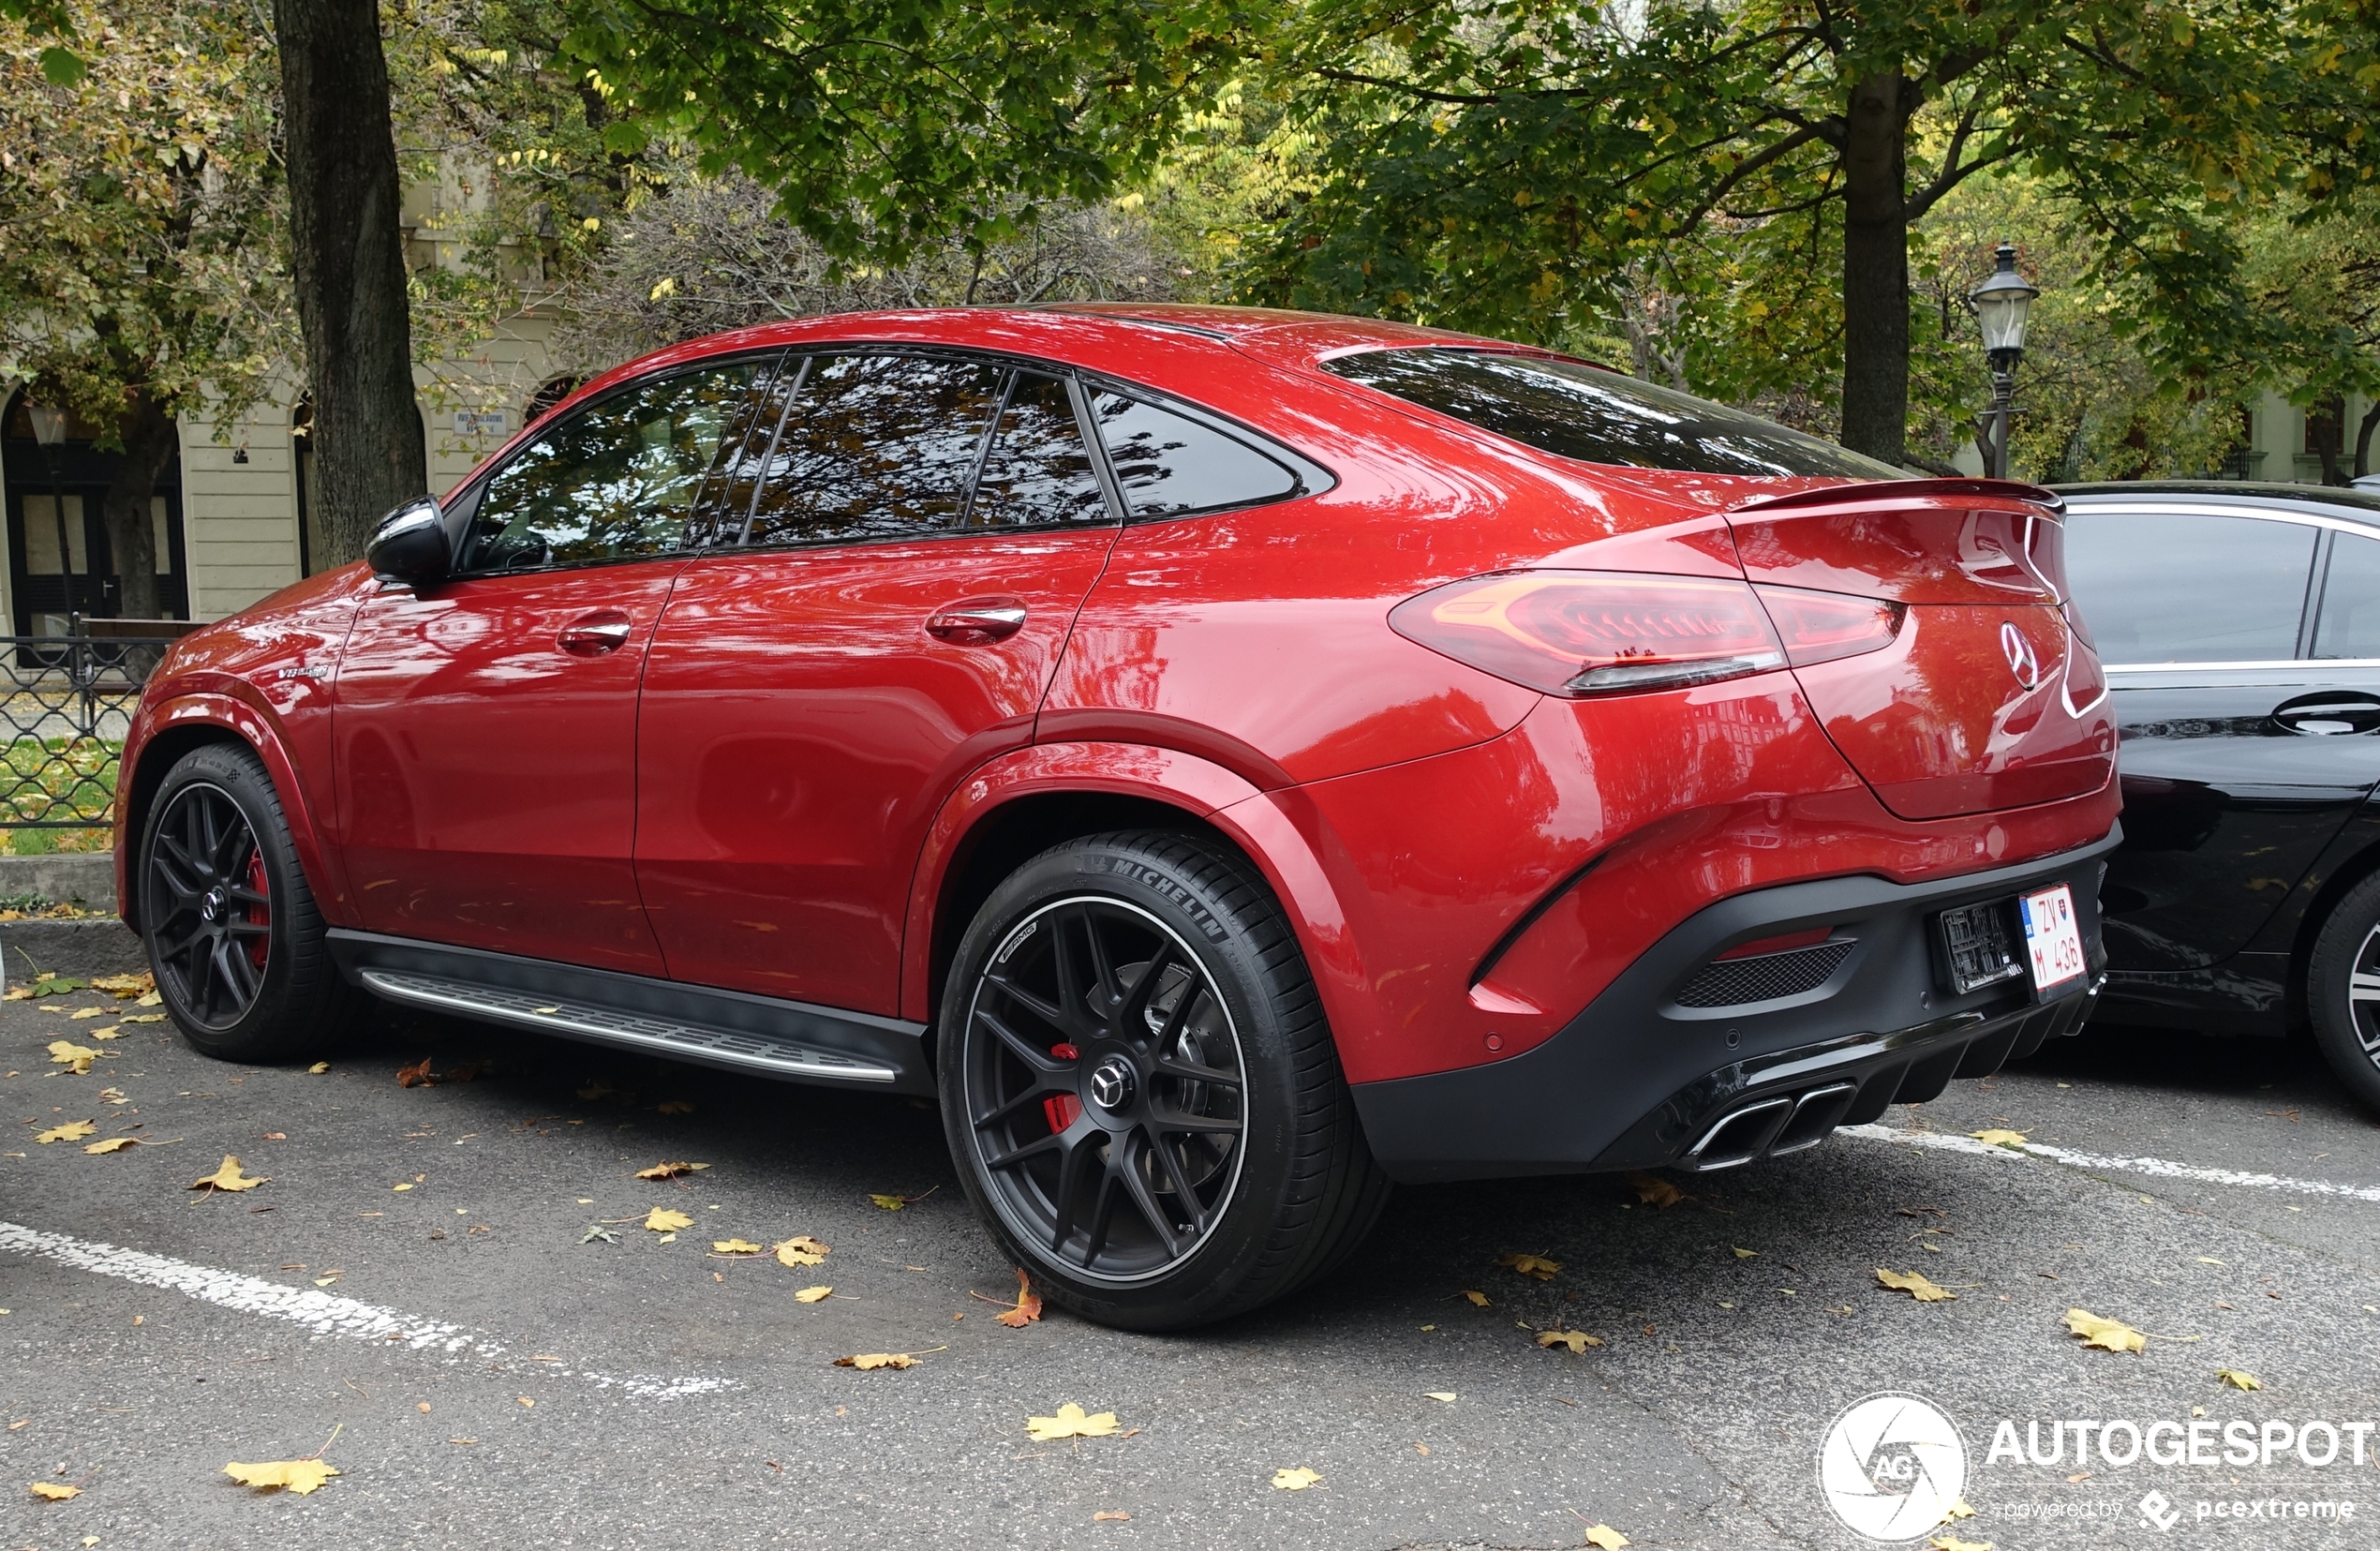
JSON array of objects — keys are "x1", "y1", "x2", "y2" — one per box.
[{"x1": 2018, "y1": 883, "x2": 2087, "y2": 995}]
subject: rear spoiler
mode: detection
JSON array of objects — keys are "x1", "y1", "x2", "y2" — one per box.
[{"x1": 1725, "y1": 477, "x2": 2065, "y2": 516}]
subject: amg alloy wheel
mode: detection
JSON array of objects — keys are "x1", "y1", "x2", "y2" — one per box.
[
  {"x1": 2306, "y1": 871, "x2": 2380, "y2": 1115},
  {"x1": 940, "y1": 831, "x2": 1391, "y2": 1330},
  {"x1": 139, "y1": 743, "x2": 363, "y2": 1062}
]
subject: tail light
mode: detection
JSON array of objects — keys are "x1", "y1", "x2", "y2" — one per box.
[
  {"x1": 1391, "y1": 571, "x2": 1906, "y2": 698},
  {"x1": 1751, "y1": 584, "x2": 1905, "y2": 667},
  {"x1": 1390, "y1": 571, "x2": 1785, "y2": 697}
]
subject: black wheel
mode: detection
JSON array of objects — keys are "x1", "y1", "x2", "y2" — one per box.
[
  {"x1": 139, "y1": 742, "x2": 361, "y2": 1061},
  {"x1": 2308, "y1": 872, "x2": 2380, "y2": 1115},
  {"x1": 939, "y1": 830, "x2": 1390, "y2": 1330}
]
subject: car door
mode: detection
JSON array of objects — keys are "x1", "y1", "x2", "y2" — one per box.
[
  {"x1": 332, "y1": 353, "x2": 778, "y2": 972},
  {"x1": 2065, "y1": 501, "x2": 2380, "y2": 971},
  {"x1": 633, "y1": 351, "x2": 1122, "y2": 1014}
]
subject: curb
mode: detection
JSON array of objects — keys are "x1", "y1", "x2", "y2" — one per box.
[
  {"x1": 1, "y1": 917, "x2": 147, "y2": 980},
  {"x1": 0, "y1": 852, "x2": 116, "y2": 913}
]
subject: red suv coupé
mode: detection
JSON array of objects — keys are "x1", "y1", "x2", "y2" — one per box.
[{"x1": 115, "y1": 306, "x2": 2119, "y2": 1328}]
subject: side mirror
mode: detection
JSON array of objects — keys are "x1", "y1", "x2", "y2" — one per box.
[{"x1": 367, "y1": 497, "x2": 451, "y2": 588}]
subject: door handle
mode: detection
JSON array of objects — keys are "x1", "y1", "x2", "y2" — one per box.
[
  {"x1": 926, "y1": 599, "x2": 1028, "y2": 644},
  {"x1": 2272, "y1": 693, "x2": 2380, "y2": 736},
  {"x1": 557, "y1": 610, "x2": 634, "y2": 657}
]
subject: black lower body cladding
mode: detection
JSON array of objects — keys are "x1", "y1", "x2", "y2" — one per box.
[{"x1": 1349, "y1": 832, "x2": 2120, "y2": 1183}]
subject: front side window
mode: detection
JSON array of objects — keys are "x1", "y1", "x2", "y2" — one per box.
[
  {"x1": 2063, "y1": 511, "x2": 2316, "y2": 664},
  {"x1": 1324, "y1": 348, "x2": 1903, "y2": 480},
  {"x1": 745, "y1": 354, "x2": 1007, "y2": 546},
  {"x1": 458, "y1": 361, "x2": 763, "y2": 572},
  {"x1": 1087, "y1": 392, "x2": 1302, "y2": 516}
]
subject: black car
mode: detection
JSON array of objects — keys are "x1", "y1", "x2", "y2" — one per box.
[{"x1": 2058, "y1": 481, "x2": 2380, "y2": 1111}]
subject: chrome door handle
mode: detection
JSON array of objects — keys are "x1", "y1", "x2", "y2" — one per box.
[
  {"x1": 557, "y1": 610, "x2": 634, "y2": 656},
  {"x1": 925, "y1": 600, "x2": 1028, "y2": 643}
]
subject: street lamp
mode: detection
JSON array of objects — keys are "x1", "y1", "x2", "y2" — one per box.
[
  {"x1": 24, "y1": 403, "x2": 80, "y2": 626},
  {"x1": 1968, "y1": 243, "x2": 2040, "y2": 481}
]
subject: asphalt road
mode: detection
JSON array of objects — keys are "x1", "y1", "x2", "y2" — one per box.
[{"x1": 3, "y1": 990, "x2": 2377, "y2": 1551}]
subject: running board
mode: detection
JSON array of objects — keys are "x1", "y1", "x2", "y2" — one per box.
[{"x1": 328, "y1": 930, "x2": 931, "y2": 1095}]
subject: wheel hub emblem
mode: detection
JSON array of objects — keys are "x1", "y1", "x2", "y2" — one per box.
[
  {"x1": 2000, "y1": 620, "x2": 2042, "y2": 691},
  {"x1": 200, "y1": 886, "x2": 228, "y2": 923},
  {"x1": 1088, "y1": 1054, "x2": 1137, "y2": 1112}
]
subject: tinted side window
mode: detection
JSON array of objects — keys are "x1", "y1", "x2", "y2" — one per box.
[
  {"x1": 460, "y1": 362, "x2": 761, "y2": 571},
  {"x1": 745, "y1": 354, "x2": 1004, "y2": 546},
  {"x1": 2063, "y1": 512, "x2": 2315, "y2": 664},
  {"x1": 1324, "y1": 348, "x2": 1903, "y2": 479},
  {"x1": 2313, "y1": 531, "x2": 2380, "y2": 659},
  {"x1": 964, "y1": 372, "x2": 1108, "y2": 529},
  {"x1": 1089, "y1": 392, "x2": 1300, "y2": 516}
]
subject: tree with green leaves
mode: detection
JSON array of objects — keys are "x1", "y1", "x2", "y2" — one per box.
[
  {"x1": 1235, "y1": 0, "x2": 2380, "y2": 465},
  {"x1": 0, "y1": 0, "x2": 285, "y2": 618}
]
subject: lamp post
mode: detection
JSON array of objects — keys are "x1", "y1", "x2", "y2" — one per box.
[
  {"x1": 1968, "y1": 244, "x2": 2040, "y2": 481},
  {"x1": 24, "y1": 403, "x2": 80, "y2": 626}
]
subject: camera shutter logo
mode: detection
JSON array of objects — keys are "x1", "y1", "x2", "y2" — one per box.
[{"x1": 1817, "y1": 1393, "x2": 1968, "y2": 1541}]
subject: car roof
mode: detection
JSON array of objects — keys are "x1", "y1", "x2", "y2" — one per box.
[{"x1": 2053, "y1": 480, "x2": 2380, "y2": 526}]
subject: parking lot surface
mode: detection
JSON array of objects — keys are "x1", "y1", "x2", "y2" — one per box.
[{"x1": 4, "y1": 992, "x2": 2377, "y2": 1550}]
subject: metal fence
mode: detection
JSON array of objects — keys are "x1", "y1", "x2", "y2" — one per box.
[{"x1": 0, "y1": 634, "x2": 175, "y2": 830}]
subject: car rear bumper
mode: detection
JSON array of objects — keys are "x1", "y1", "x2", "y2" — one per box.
[{"x1": 1347, "y1": 830, "x2": 2119, "y2": 1183}]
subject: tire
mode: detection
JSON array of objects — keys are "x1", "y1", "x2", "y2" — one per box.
[
  {"x1": 137, "y1": 742, "x2": 363, "y2": 1062},
  {"x1": 938, "y1": 830, "x2": 1390, "y2": 1330},
  {"x1": 2305, "y1": 871, "x2": 2380, "y2": 1115}
]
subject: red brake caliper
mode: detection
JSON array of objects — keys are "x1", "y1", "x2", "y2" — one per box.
[
  {"x1": 244, "y1": 849, "x2": 271, "y2": 967},
  {"x1": 1042, "y1": 1043, "x2": 1081, "y2": 1132}
]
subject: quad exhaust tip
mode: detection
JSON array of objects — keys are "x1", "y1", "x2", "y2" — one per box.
[{"x1": 1683, "y1": 1081, "x2": 1860, "y2": 1171}]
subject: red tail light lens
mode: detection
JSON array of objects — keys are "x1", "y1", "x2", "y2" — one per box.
[
  {"x1": 1751, "y1": 584, "x2": 1905, "y2": 667},
  {"x1": 1389, "y1": 571, "x2": 1787, "y2": 697}
]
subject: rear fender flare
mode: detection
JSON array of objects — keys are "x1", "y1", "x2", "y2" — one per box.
[
  {"x1": 117, "y1": 690, "x2": 347, "y2": 933},
  {"x1": 900, "y1": 741, "x2": 1377, "y2": 1049}
]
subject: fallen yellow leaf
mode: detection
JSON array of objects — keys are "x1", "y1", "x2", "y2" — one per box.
[
  {"x1": 1027, "y1": 1403, "x2": 1120, "y2": 1440},
  {"x1": 835, "y1": 1352, "x2": 919, "y2": 1370},
  {"x1": 121, "y1": 1013, "x2": 165, "y2": 1024},
  {"x1": 711, "y1": 1239, "x2": 763, "y2": 1255},
  {"x1": 1941, "y1": 1499, "x2": 1976, "y2": 1521},
  {"x1": 1537, "y1": 1329, "x2": 1604, "y2": 1353},
  {"x1": 2064, "y1": 1308, "x2": 2146, "y2": 1354},
  {"x1": 793, "y1": 1285, "x2": 833, "y2": 1303},
  {"x1": 223, "y1": 1459, "x2": 338, "y2": 1495},
  {"x1": 190, "y1": 1156, "x2": 267, "y2": 1193},
  {"x1": 634, "y1": 1160, "x2": 708, "y2": 1180},
  {"x1": 83, "y1": 1137, "x2": 138, "y2": 1155},
  {"x1": 29, "y1": 1480, "x2": 79, "y2": 1499},
  {"x1": 1971, "y1": 1128, "x2": 2028, "y2": 1148},
  {"x1": 1460, "y1": 1290, "x2": 1489, "y2": 1306},
  {"x1": 1733, "y1": 1246, "x2": 1759, "y2": 1259},
  {"x1": 2217, "y1": 1368, "x2": 2261, "y2": 1391},
  {"x1": 1928, "y1": 1536, "x2": 1992, "y2": 1551},
  {"x1": 136, "y1": 991, "x2": 162, "y2": 1007},
  {"x1": 1876, "y1": 1268, "x2": 1956, "y2": 1302},
  {"x1": 643, "y1": 1208, "x2": 693, "y2": 1233},
  {"x1": 774, "y1": 1234, "x2": 828, "y2": 1267},
  {"x1": 0, "y1": 986, "x2": 27, "y2": 1001},
  {"x1": 870, "y1": 1192, "x2": 908, "y2": 1210},
  {"x1": 87, "y1": 1027, "x2": 122, "y2": 1039},
  {"x1": 1093, "y1": 1510, "x2": 1130, "y2": 1521},
  {"x1": 1496, "y1": 1252, "x2": 1561, "y2": 1280},
  {"x1": 35, "y1": 1120, "x2": 95, "y2": 1144},
  {"x1": 1271, "y1": 1466, "x2": 1323, "y2": 1491},
  {"x1": 307, "y1": 1062, "x2": 330, "y2": 1074},
  {"x1": 1583, "y1": 1526, "x2": 1629, "y2": 1551},
  {"x1": 46, "y1": 1041, "x2": 100, "y2": 1074},
  {"x1": 1624, "y1": 1171, "x2": 1683, "y2": 1208},
  {"x1": 67, "y1": 1007, "x2": 106, "y2": 1020},
  {"x1": 391, "y1": 1183, "x2": 413, "y2": 1192}
]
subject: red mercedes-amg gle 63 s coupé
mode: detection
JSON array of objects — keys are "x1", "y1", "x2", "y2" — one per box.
[{"x1": 115, "y1": 305, "x2": 2118, "y2": 1328}]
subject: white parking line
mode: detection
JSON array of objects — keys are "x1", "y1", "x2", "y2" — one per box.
[
  {"x1": 1843, "y1": 1125, "x2": 2380, "y2": 1205},
  {"x1": 0, "y1": 1220, "x2": 736, "y2": 1398}
]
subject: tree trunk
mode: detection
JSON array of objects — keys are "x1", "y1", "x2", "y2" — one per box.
[
  {"x1": 274, "y1": 0, "x2": 424, "y2": 567},
  {"x1": 98, "y1": 394, "x2": 175, "y2": 620},
  {"x1": 1837, "y1": 68, "x2": 1912, "y2": 467},
  {"x1": 2355, "y1": 399, "x2": 2380, "y2": 479}
]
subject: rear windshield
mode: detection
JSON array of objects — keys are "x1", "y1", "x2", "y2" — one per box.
[{"x1": 1323, "y1": 348, "x2": 1904, "y2": 480}]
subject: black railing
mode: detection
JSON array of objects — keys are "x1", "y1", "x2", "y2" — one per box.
[{"x1": 0, "y1": 634, "x2": 178, "y2": 830}]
